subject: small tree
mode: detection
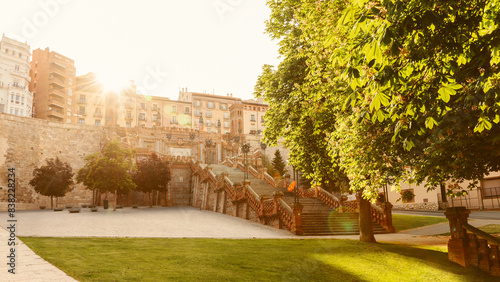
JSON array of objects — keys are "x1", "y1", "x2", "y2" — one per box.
[
  {"x1": 29, "y1": 157, "x2": 74, "y2": 209},
  {"x1": 272, "y1": 150, "x2": 287, "y2": 176},
  {"x1": 133, "y1": 153, "x2": 171, "y2": 207},
  {"x1": 75, "y1": 153, "x2": 100, "y2": 206},
  {"x1": 78, "y1": 141, "x2": 136, "y2": 211}
]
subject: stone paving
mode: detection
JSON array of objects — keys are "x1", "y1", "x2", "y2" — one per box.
[{"x1": 1, "y1": 206, "x2": 500, "y2": 281}]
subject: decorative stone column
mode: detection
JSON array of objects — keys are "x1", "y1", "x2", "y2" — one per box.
[
  {"x1": 382, "y1": 202, "x2": 395, "y2": 233},
  {"x1": 292, "y1": 203, "x2": 304, "y2": 236},
  {"x1": 445, "y1": 207, "x2": 471, "y2": 267}
]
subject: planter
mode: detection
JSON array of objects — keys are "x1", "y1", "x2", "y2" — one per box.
[
  {"x1": 54, "y1": 207, "x2": 64, "y2": 212},
  {"x1": 116, "y1": 205, "x2": 123, "y2": 209},
  {"x1": 69, "y1": 208, "x2": 80, "y2": 213},
  {"x1": 91, "y1": 208, "x2": 98, "y2": 212},
  {"x1": 39, "y1": 206, "x2": 46, "y2": 209},
  {"x1": 132, "y1": 205, "x2": 138, "y2": 209},
  {"x1": 65, "y1": 205, "x2": 72, "y2": 209}
]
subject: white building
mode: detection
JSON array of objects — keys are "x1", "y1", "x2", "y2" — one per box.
[{"x1": 0, "y1": 34, "x2": 33, "y2": 117}]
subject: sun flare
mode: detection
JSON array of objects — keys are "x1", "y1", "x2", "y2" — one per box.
[{"x1": 95, "y1": 72, "x2": 131, "y2": 93}]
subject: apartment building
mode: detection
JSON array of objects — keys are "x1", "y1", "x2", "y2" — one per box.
[
  {"x1": 29, "y1": 47, "x2": 76, "y2": 123},
  {"x1": 0, "y1": 35, "x2": 33, "y2": 117},
  {"x1": 229, "y1": 99, "x2": 267, "y2": 135},
  {"x1": 178, "y1": 88, "x2": 241, "y2": 133}
]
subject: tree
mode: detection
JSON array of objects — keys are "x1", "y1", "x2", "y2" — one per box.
[
  {"x1": 133, "y1": 153, "x2": 171, "y2": 207},
  {"x1": 75, "y1": 153, "x2": 100, "y2": 206},
  {"x1": 272, "y1": 150, "x2": 287, "y2": 177},
  {"x1": 77, "y1": 141, "x2": 136, "y2": 211},
  {"x1": 29, "y1": 157, "x2": 74, "y2": 209},
  {"x1": 256, "y1": 0, "x2": 500, "y2": 243}
]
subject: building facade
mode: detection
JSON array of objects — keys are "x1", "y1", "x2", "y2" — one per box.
[
  {"x1": 230, "y1": 98, "x2": 267, "y2": 135},
  {"x1": 178, "y1": 88, "x2": 241, "y2": 134},
  {"x1": 0, "y1": 35, "x2": 33, "y2": 117},
  {"x1": 29, "y1": 47, "x2": 76, "y2": 123}
]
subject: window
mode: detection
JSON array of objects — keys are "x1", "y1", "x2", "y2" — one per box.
[
  {"x1": 18, "y1": 53, "x2": 22, "y2": 58},
  {"x1": 195, "y1": 100, "x2": 201, "y2": 107},
  {"x1": 15, "y1": 109, "x2": 19, "y2": 115},
  {"x1": 244, "y1": 106, "x2": 247, "y2": 110},
  {"x1": 224, "y1": 112, "x2": 230, "y2": 119},
  {"x1": 250, "y1": 115, "x2": 255, "y2": 121},
  {"x1": 224, "y1": 121, "x2": 230, "y2": 128},
  {"x1": 261, "y1": 116, "x2": 265, "y2": 123},
  {"x1": 79, "y1": 95, "x2": 86, "y2": 103},
  {"x1": 253, "y1": 107, "x2": 256, "y2": 110},
  {"x1": 207, "y1": 102, "x2": 214, "y2": 109},
  {"x1": 68, "y1": 98, "x2": 72, "y2": 106},
  {"x1": 15, "y1": 95, "x2": 19, "y2": 102},
  {"x1": 126, "y1": 111, "x2": 132, "y2": 119},
  {"x1": 68, "y1": 89, "x2": 72, "y2": 96},
  {"x1": 220, "y1": 103, "x2": 227, "y2": 110},
  {"x1": 20, "y1": 110, "x2": 23, "y2": 116},
  {"x1": 171, "y1": 116, "x2": 178, "y2": 124},
  {"x1": 95, "y1": 107, "x2": 101, "y2": 116},
  {"x1": 95, "y1": 120, "x2": 101, "y2": 126},
  {"x1": 206, "y1": 120, "x2": 211, "y2": 126},
  {"x1": 171, "y1": 105, "x2": 177, "y2": 113},
  {"x1": 126, "y1": 122, "x2": 131, "y2": 128},
  {"x1": 67, "y1": 111, "x2": 71, "y2": 116},
  {"x1": 68, "y1": 78, "x2": 73, "y2": 86},
  {"x1": 153, "y1": 104, "x2": 159, "y2": 111},
  {"x1": 141, "y1": 102, "x2": 146, "y2": 110},
  {"x1": 195, "y1": 109, "x2": 202, "y2": 116},
  {"x1": 79, "y1": 118, "x2": 85, "y2": 125},
  {"x1": 207, "y1": 128, "x2": 211, "y2": 133},
  {"x1": 67, "y1": 119, "x2": 71, "y2": 123},
  {"x1": 139, "y1": 113, "x2": 146, "y2": 121},
  {"x1": 184, "y1": 106, "x2": 190, "y2": 114},
  {"x1": 206, "y1": 110, "x2": 212, "y2": 118},
  {"x1": 15, "y1": 65, "x2": 20, "y2": 71},
  {"x1": 69, "y1": 71, "x2": 74, "y2": 76},
  {"x1": 79, "y1": 106, "x2": 85, "y2": 115}
]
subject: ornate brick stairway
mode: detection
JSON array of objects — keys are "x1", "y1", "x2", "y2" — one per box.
[
  {"x1": 283, "y1": 196, "x2": 389, "y2": 236},
  {"x1": 193, "y1": 162, "x2": 394, "y2": 236}
]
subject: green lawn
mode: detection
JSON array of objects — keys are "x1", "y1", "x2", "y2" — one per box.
[
  {"x1": 477, "y1": 224, "x2": 500, "y2": 235},
  {"x1": 20, "y1": 238, "x2": 496, "y2": 281},
  {"x1": 392, "y1": 214, "x2": 449, "y2": 232}
]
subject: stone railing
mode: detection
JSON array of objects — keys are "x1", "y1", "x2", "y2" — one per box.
[
  {"x1": 223, "y1": 176, "x2": 235, "y2": 199},
  {"x1": 300, "y1": 188, "x2": 316, "y2": 198},
  {"x1": 277, "y1": 198, "x2": 294, "y2": 231},
  {"x1": 249, "y1": 165, "x2": 260, "y2": 179},
  {"x1": 370, "y1": 203, "x2": 395, "y2": 233},
  {"x1": 245, "y1": 185, "x2": 261, "y2": 212},
  {"x1": 237, "y1": 162, "x2": 245, "y2": 172},
  {"x1": 317, "y1": 187, "x2": 341, "y2": 210},
  {"x1": 263, "y1": 171, "x2": 276, "y2": 187},
  {"x1": 445, "y1": 207, "x2": 500, "y2": 276}
]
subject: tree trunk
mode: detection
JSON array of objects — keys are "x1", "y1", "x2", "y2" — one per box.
[
  {"x1": 149, "y1": 192, "x2": 153, "y2": 208},
  {"x1": 114, "y1": 189, "x2": 117, "y2": 211},
  {"x1": 165, "y1": 186, "x2": 168, "y2": 207},
  {"x1": 50, "y1": 195, "x2": 53, "y2": 209},
  {"x1": 359, "y1": 196, "x2": 376, "y2": 243}
]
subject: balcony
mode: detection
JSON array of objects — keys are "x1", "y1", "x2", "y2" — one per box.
[
  {"x1": 78, "y1": 111, "x2": 87, "y2": 116},
  {"x1": 49, "y1": 67, "x2": 66, "y2": 78},
  {"x1": 94, "y1": 112, "x2": 102, "y2": 117},
  {"x1": 50, "y1": 61, "x2": 66, "y2": 70},
  {"x1": 48, "y1": 99, "x2": 64, "y2": 108},
  {"x1": 47, "y1": 109, "x2": 64, "y2": 120},
  {"x1": 125, "y1": 115, "x2": 133, "y2": 121},
  {"x1": 78, "y1": 99, "x2": 87, "y2": 104},
  {"x1": 49, "y1": 79, "x2": 65, "y2": 88},
  {"x1": 49, "y1": 89, "x2": 65, "y2": 99},
  {"x1": 10, "y1": 69, "x2": 31, "y2": 81},
  {"x1": 194, "y1": 112, "x2": 202, "y2": 117}
]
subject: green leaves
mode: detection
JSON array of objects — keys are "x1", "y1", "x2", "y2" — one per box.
[
  {"x1": 438, "y1": 82, "x2": 462, "y2": 103},
  {"x1": 425, "y1": 117, "x2": 438, "y2": 129}
]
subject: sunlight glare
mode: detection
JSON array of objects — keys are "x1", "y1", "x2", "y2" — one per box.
[{"x1": 96, "y1": 72, "x2": 131, "y2": 93}]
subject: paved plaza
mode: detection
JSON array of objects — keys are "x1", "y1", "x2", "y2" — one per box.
[{"x1": 1, "y1": 206, "x2": 500, "y2": 281}]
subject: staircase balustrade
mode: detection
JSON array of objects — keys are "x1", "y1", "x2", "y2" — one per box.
[
  {"x1": 249, "y1": 165, "x2": 260, "y2": 179},
  {"x1": 445, "y1": 207, "x2": 500, "y2": 276},
  {"x1": 317, "y1": 187, "x2": 341, "y2": 209},
  {"x1": 300, "y1": 188, "x2": 316, "y2": 198},
  {"x1": 277, "y1": 198, "x2": 294, "y2": 231},
  {"x1": 370, "y1": 203, "x2": 395, "y2": 233},
  {"x1": 245, "y1": 185, "x2": 261, "y2": 211},
  {"x1": 263, "y1": 171, "x2": 276, "y2": 187}
]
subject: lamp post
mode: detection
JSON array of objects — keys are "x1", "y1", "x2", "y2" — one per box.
[{"x1": 241, "y1": 143, "x2": 250, "y2": 180}]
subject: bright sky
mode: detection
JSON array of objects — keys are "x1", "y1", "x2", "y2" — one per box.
[{"x1": 0, "y1": 0, "x2": 280, "y2": 100}]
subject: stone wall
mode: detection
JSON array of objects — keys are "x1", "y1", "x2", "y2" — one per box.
[
  {"x1": 0, "y1": 114, "x2": 104, "y2": 211},
  {"x1": 393, "y1": 201, "x2": 440, "y2": 211}
]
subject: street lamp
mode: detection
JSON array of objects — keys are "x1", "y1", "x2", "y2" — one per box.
[{"x1": 241, "y1": 143, "x2": 250, "y2": 180}]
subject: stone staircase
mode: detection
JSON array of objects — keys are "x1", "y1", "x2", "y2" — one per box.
[
  {"x1": 210, "y1": 163, "x2": 391, "y2": 236},
  {"x1": 283, "y1": 196, "x2": 389, "y2": 236}
]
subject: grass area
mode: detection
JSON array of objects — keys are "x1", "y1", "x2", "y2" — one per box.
[
  {"x1": 477, "y1": 224, "x2": 500, "y2": 235},
  {"x1": 20, "y1": 237, "x2": 496, "y2": 281},
  {"x1": 392, "y1": 214, "x2": 448, "y2": 232}
]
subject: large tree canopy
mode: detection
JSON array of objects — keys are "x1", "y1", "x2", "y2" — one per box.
[
  {"x1": 256, "y1": 0, "x2": 500, "y2": 242},
  {"x1": 133, "y1": 153, "x2": 171, "y2": 207},
  {"x1": 77, "y1": 141, "x2": 136, "y2": 210},
  {"x1": 30, "y1": 157, "x2": 74, "y2": 209}
]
